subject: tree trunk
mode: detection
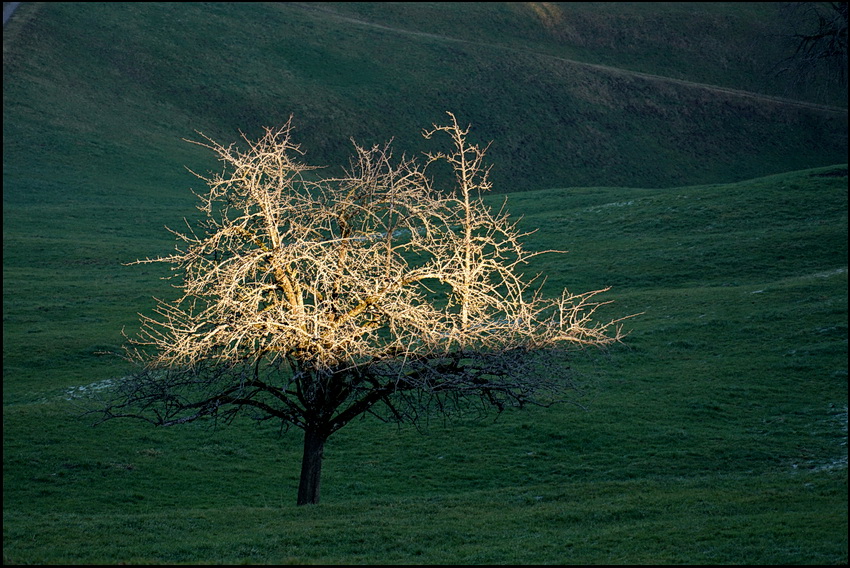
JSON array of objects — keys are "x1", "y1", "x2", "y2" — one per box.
[{"x1": 297, "y1": 426, "x2": 326, "y2": 505}]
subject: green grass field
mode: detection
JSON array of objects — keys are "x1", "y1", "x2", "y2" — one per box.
[
  {"x1": 3, "y1": 2, "x2": 847, "y2": 564},
  {"x1": 4, "y1": 163, "x2": 846, "y2": 564},
  {"x1": 2, "y1": 2, "x2": 847, "y2": 193}
]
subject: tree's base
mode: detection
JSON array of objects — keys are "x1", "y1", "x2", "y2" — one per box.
[{"x1": 297, "y1": 428, "x2": 325, "y2": 505}]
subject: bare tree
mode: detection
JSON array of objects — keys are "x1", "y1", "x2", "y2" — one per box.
[
  {"x1": 95, "y1": 113, "x2": 634, "y2": 505},
  {"x1": 775, "y1": 2, "x2": 848, "y2": 98}
]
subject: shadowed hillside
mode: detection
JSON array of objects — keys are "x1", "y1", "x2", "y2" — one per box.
[
  {"x1": 3, "y1": 2, "x2": 847, "y2": 193},
  {"x1": 3, "y1": 3, "x2": 847, "y2": 564}
]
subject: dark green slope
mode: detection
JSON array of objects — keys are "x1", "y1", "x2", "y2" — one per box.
[{"x1": 3, "y1": 2, "x2": 846, "y2": 195}]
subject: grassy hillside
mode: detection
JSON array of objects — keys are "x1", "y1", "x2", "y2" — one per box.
[
  {"x1": 3, "y1": 1, "x2": 848, "y2": 564},
  {"x1": 3, "y1": 161, "x2": 847, "y2": 563},
  {"x1": 2, "y1": 2, "x2": 847, "y2": 192}
]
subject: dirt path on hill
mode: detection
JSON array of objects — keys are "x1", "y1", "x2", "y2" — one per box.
[
  {"x1": 290, "y1": 2, "x2": 848, "y2": 116},
  {"x1": 5, "y1": 1, "x2": 845, "y2": 116}
]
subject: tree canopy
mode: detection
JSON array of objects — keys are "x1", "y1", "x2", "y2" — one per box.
[{"x1": 97, "y1": 113, "x2": 634, "y2": 504}]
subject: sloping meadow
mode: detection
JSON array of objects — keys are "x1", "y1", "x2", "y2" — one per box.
[
  {"x1": 3, "y1": 164, "x2": 846, "y2": 564},
  {"x1": 2, "y1": 2, "x2": 846, "y2": 194},
  {"x1": 3, "y1": 1, "x2": 847, "y2": 563}
]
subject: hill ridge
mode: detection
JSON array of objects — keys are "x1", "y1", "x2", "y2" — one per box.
[{"x1": 291, "y1": 2, "x2": 848, "y2": 116}]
